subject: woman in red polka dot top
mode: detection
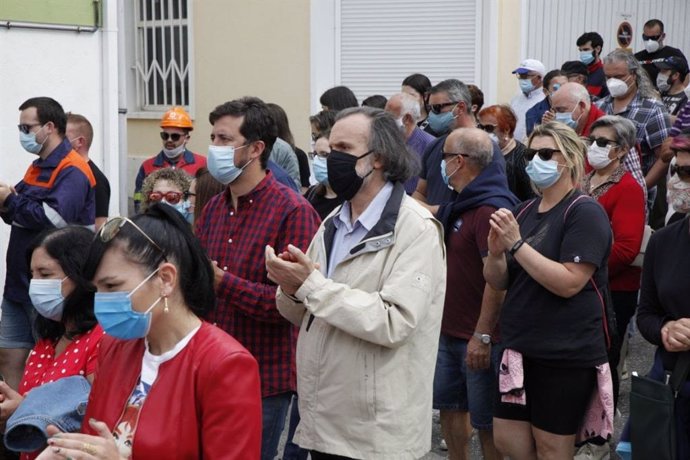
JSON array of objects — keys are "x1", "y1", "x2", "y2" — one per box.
[{"x1": 0, "y1": 226, "x2": 104, "y2": 460}]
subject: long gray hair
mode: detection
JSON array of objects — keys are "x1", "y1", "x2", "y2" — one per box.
[
  {"x1": 604, "y1": 49, "x2": 660, "y2": 101},
  {"x1": 336, "y1": 106, "x2": 419, "y2": 183}
]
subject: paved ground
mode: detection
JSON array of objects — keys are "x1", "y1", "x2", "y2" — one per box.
[{"x1": 278, "y1": 330, "x2": 656, "y2": 460}]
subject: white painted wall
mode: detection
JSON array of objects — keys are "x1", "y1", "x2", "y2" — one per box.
[{"x1": 0, "y1": 25, "x2": 120, "y2": 294}]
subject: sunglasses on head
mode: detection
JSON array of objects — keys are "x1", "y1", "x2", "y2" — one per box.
[
  {"x1": 525, "y1": 147, "x2": 561, "y2": 162},
  {"x1": 477, "y1": 123, "x2": 496, "y2": 134},
  {"x1": 585, "y1": 137, "x2": 619, "y2": 148},
  {"x1": 98, "y1": 216, "x2": 167, "y2": 260},
  {"x1": 670, "y1": 163, "x2": 690, "y2": 180},
  {"x1": 17, "y1": 123, "x2": 41, "y2": 134},
  {"x1": 147, "y1": 191, "x2": 188, "y2": 204},
  {"x1": 642, "y1": 34, "x2": 662, "y2": 41},
  {"x1": 429, "y1": 101, "x2": 458, "y2": 114},
  {"x1": 160, "y1": 132, "x2": 185, "y2": 142}
]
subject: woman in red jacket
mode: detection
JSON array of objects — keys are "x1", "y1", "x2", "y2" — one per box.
[
  {"x1": 581, "y1": 115, "x2": 645, "y2": 402},
  {"x1": 38, "y1": 204, "x2": 261, "y2": 460}
]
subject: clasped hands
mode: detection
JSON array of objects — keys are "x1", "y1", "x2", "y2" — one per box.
[
  {"x1": 662, "y1": 318, "x2": 690, "y2": 353},
  {"x1": 0, "y1": 181, "x2": 16, "y2": 207},
  {"x1": 487, "y1": 208, "x2": 522, "y2": 256},
  {"x1": 265, "y1": 244, "x2": 320, "y2": 296}
]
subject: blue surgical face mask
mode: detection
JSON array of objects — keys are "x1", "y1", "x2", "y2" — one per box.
[
  {"x1": 163, "y1": 198, "x2": 192, "y2": 223},
  {"x1": 207, "y1": 144, "x2": 251, "y2": 185},
  {"x1": 29, "y1": 277, "x2": 68, "y2": 321},
  {"x1": 427, "y1": 107, "x2": 457, "y2": 135},
  {"x1": 312, "y1": 155, "x2": 329, "y2": 184},
  {"x1": 525, "y1": 155, "x2": 562, "y2": 189},
  {"x1": 579, "y1": 50, "x2": 595, "y2": 65},
  {"x1": 440, "y1": 158, "x2": 458, "y2": 190},
  {"x1": 555, "y1": 111, "x2": 577, "y2": 129},
  {"x1": 182, "y1": 199, "x2": 194, "y2": 224},
  {"x1": 94, "y1": 269, "x2": 162, "y2": 340},
  {"x1": 519, "y1": 79, "x2": 535, "y2": 94},
  {"x1": 20, "y1": 125, "x2": 46, "y2": 155}
]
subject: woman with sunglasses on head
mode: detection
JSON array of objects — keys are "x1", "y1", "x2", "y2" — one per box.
[
  {"x1": 581, "y1": 116, "x2": 645, "y2": 401},
  {"x1": 139, "y1": 168, "x2": 193, "y2": 223},
  {"x1": 0, "y1": 226, "x2": 104, "y2": 460},
  {"x1": 484, "y1": 122, "x2": 613, "y2": 459},
  {"x1": 478, "y1": 104, "x2": 534, "y2": 201},
  {"x1": 37, "y1": 205, "x2": 261, "y2": 460}
]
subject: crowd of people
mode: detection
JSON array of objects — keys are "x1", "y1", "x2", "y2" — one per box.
[{"x1": 0, "y1": 16, "x2": 688, "y2": 460}]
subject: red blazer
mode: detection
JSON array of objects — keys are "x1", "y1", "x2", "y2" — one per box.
[
  {"x1": 83, "y1": 322, "x2": 261, "y2": 459},
  {"x1": 595, "y1": 171, "x2": 645, "y2": 291}
]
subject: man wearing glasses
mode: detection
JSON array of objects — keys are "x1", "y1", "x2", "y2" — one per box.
[
  {"x1": 634, "y1": 19, "x2": 687, "y2": 90},
  {"x1": 133, "y1": 106, "x2": 206, "y2": 212},
  {"x1": 510, "y1": 59, "x2": 547, "y2": 142},
  {"x1": 0, "y1": 97, "x2": 95, "y2": 390}
]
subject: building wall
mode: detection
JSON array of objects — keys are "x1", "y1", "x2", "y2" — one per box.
[
  {"x1": 126, "y1": 0, "x2": 313, "y2": 197},
  {"x1": 496, "y1": 0, "x2": 524, "y2": 105}
]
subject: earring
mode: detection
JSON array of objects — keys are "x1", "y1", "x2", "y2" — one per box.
[{"x1": 164, "y1": 297, "x2": 169, "y2": 313}]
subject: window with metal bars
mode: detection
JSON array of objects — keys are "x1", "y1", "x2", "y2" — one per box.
[{"x1": 134, "y1": 0, "x2": 190, "y2": 111}]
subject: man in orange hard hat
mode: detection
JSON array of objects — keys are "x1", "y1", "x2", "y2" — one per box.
[{"x1": 133, "y1": 106, "x2": 207, "y2": 212}]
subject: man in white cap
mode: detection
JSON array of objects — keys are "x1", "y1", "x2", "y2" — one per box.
[{"x1": 510, "y1": 58, "x2": 546, "y2": 142}]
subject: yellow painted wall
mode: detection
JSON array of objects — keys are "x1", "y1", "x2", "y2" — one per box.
[
  {"x1": 126, "y1": 0, "x2": 312, "y2": 198},
  {"x1": 496, "y1": 0, "x2": 523, "y2": 105}
]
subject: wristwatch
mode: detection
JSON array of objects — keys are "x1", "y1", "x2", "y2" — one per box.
[{"x1": 473, "y1": 332, "x2": 491, "y2": 345}]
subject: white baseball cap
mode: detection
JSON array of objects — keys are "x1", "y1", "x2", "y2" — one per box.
[{"x1": 512, "y1": 59, "x2": 546, "y2": 77}]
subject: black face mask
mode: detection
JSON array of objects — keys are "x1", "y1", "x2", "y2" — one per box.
[{"x1": 327, "y1": 149, "x2": 374, "y2": 200}]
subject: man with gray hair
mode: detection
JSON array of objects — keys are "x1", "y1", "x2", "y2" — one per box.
[
  {"x1": 267, "y1": 106, "x2": 446, "y2": 459},
  {"x1": 434, "y1": 128, "x2": 517, "y2": 460},
  {"x1": 385, "y1": 92, "x2": 435, "y2": 193},
  {"x1": 599, "y1": 49, "x2": 672, "y2": 224},
  {"x1": 551, "y1": 82, "x2": 647, "y2": 195}
]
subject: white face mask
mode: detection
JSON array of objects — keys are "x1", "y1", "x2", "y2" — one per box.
[
  {"x1": 587, "y1": 144, "x2": 614, "y2": 170},
  {"x1": 667, "y1": 174, "x2": 690, "y2": 213},
  {"x1": 656, "y1": 72, "x2": 672, "y2": 93},
  {"x1": 644, "y1": 39, "x2": 660, "y2": 54},
  {"x1": 163, "y1": 143, "x2": 185, "y2": 159},
  {"x1": 607, "y1": 77, "x2": 630, "y2": 98}
]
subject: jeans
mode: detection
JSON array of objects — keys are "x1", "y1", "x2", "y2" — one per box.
[
  {"x1": 0, "y1": 297, "x2": 36, "y2": 349},
  {"x1": 282, "y1": 393, "x2": 308, "y2": 460},
  {"x1": 261, "y1": 392, "x2": 292, "y2": 460}
]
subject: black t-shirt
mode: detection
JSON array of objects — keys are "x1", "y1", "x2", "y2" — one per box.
[
  {"x1": 305, "y1": 186, "x2": 343, "y2": 220},
  {"x1": 500, "y1": 191, "x2": 612, "y2": 367},
  {"x1": 88, "y1": 160, "x2": 111, "y2": 218},
  {"x1": 634, "y1": 46, "x2": 687, "y2": 88},
  {"x1": 662, "y1": 91, "x2": 688, "y2": 116},
  {"x1": 504, "y1": 141, "x2": 535, "y2": 202}
]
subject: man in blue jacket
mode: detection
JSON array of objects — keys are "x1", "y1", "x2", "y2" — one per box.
[{"x1": 0, "y1": 97, "x2": 95, "y2": 389}]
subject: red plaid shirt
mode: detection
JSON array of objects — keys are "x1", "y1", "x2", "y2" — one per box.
[{"x1": 196, "y1": 172, "x2": 320, "y2": 397}]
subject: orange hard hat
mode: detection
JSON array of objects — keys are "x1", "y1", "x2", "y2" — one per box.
[{"x1": 161, "y1": 106, "x2": 193, "y2": 130}]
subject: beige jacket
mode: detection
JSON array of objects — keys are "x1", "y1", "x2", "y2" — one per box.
[{"x1": 277, "y1": 183, "x2": 446, "y2": 459}]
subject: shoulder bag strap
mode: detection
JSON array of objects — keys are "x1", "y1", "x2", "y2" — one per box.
[{"x1": 669, "y1": 351, "x2": 690, "y2": 396}]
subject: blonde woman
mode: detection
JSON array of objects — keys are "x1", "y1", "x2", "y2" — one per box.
[{"x1": 484, "y1": 122, "x2": 613, "y2": 459}]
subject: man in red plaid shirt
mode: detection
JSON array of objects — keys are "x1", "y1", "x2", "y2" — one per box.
[{"x1": 195, "y1": 97, "x2": 320, "y2": 460}]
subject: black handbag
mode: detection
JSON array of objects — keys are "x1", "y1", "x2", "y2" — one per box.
[{"x1": 630, "y1": 351, "x2": 690, "y2": 460}]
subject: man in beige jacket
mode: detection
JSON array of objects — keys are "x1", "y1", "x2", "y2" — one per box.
[{"x1": 266, "y1": 106, "x2": 446, "y2": 460}]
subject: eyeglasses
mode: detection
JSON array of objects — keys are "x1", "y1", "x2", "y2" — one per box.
[
  {"x1": 525, "y1": 147, "x2": 561, "y2": 161},
  {"x1": 160, "y1": 132, "x2": 185, "y2": 142},
  {"x1": 670, "y1": 163, "x2": 690, "y2": 180},
  {"x1": 147, "y1": 191, "x2": 186, "y2": 204},
  {"x1": 642, "y1": 34, "x2": 662, "y2": 41},
  {"x1": 17, "y1": 123, "x2": 41, "y2": 134},
  {"x1": 477, "y1": 123, "x2": 496, "y2": 134},
  {"x1": 309, "y1": 151, "x2": 329, "y2": 160},
  {"x1": 441, "y1": 152, "x2": 471, "y2": 160},
  {"x1": 584, "y1": 137, "x2": 619, "y2": 148},
  {"x1": 429, "y1": 102, "x2": 458, "y2": 114},
  {"x1": 517, "y1": 73, "x2": 538, "y2": 80},
  {"x1": 98, "y1": 217, "x2": 167, "y2": 259}
]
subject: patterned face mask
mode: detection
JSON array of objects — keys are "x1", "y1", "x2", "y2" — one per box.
[{"x1": 667, "y1": 173, "x2": 690, "y2": 214}]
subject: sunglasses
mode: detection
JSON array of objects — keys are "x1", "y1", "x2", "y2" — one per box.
[
  {"x1": 525, "y1": 147, "x2": 561, "y2": 161},
  {"x1": 429, "y1": 101, "x2": 458, "y2": 115},
  {"x1": 477, "y1": 123, "x2": 496, "y2": 134},
  {"x1": 670, "y1": 164, "x2": 690, "y2": 180},
  {"x1": 17, "y1": 123, "x2": 41, "y2": 134},
  {"x1": 585, "y1": 137, "x2": 619, "y2": 148},
  {"x1": 98, "y1": 216, "x2": 167, "y2": 259},
  {"x1": 642, "y1": 34, "x2": 662, "y2": 41},
  {"x1": 160, "y1": 132, "x2": 185, "y2": 142},
  {"x1": 441, "y1": 151, "x2": 471, "y2": 160},
  {"x1": 147, "y1": 191, "x2": 188, "y2": 204}
]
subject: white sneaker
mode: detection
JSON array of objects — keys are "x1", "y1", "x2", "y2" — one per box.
[{"x1": 439, "y1": 438, "x2": 448, "y2": 451}]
